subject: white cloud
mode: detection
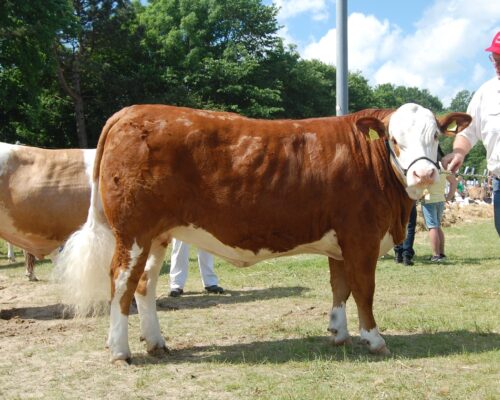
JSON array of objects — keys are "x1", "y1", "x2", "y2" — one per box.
[
  {"x1": 274, "y1": 0, "x2": 330, "y2": 21},
  {"x1": 297, "y1": 0, "x2": 500, "y2": 106},
  {"x1": 303, "y1": 28, "x2": 336, "y2": 64},
  {"x1": 303, "y1": 13, "x2": 402, "y2": 75}
]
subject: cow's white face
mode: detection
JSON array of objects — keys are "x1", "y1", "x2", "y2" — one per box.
[{"x1": 388, "y1": 103, "x2": 441, "y2": 199}]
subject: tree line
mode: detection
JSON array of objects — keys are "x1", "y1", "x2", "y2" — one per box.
[{"x1": 0, "y1": 0, "x2": 485, "y2": 173}]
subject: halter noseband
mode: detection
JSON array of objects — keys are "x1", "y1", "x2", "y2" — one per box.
[{"x1": 386, "y1": 139, "x2": 442, "y2": 186}]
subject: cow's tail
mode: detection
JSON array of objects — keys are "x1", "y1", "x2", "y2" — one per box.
[{"x1": 54, "y1": 107, "x2": 130, "y2": 317}]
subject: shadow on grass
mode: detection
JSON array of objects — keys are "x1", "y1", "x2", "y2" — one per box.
[
  {"x1": 132, "y1": 330, "x2": 500, "y2": 366},
  {"x1": 0, "y1": 303, "x2": 73, "y2": 320},
  {"x1": 0, "y1": 287, "x2": 307, "y2": 321},
  {"x1": 156, "y1": 286, "x2": 310, "y2": 311}
]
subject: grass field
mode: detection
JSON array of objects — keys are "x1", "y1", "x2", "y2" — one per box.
[{"x1": 0, "y1": 218, "x2": 499, "y2": 399}]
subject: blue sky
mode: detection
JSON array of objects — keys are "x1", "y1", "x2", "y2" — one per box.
[{"x1": 264, "y1": 0, "x2": 500, "y2": 106}]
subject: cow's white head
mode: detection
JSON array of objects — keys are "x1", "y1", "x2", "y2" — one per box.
[{"x1": 386, "y1": 103, "x2": 471, "y2": 199}]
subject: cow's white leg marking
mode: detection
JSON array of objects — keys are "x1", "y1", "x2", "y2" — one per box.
[
  {"x1": 7, "y1": 243, "x2": 16, "y2": 262},
  {"x1": 360, "y1": 327, "x2": 389, "y2": 354},
  {"x1": 135, "y1": 241, "x2": 168, "y2": 354},
  {"x1": 328, "y1": 303, "x2": 351, "y2": 345},
  {"x1": 108, "y1": 241, "x2": 143, "y2": 362}
]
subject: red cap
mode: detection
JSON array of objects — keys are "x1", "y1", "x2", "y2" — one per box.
[{"x1": 485, "y1": 31, "x2": 500, "y2": 53}]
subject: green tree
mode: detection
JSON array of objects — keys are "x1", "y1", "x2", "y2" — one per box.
[
  {"x1": 372, "y1": 83, "x2": 443, "y2": 113},
  {"x1": 348, "y1": 72, "x2": 374, "y2": 112},
  {"x1": 448, "y1": 89, "x2": 473, "y2": 112},
  {"x1": 55, "y1": 0, "x2": 147, "y2": 147},
  {"x1": 0, "y1": 0, "x2": 74, "y2": 145},
  {"x1": 441, "y1": 89, "x2": 485, "y2": 174},
  {"x1": 278, "y1": 57, "x2": 336, "y2": 118},
  {"x1": 137, "y1": 0, "x2": 284, "y2": 117}
]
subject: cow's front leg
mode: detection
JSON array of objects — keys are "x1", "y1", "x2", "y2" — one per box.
[
  {"x1": 328, "y1": 258, "x2": 352, "y2": 346},
  {"x1": 135, "y1": 240, "x2": 169, "y2": 356},
  {"x1": 344, "y1": 243, "x2": 390, "y2": 355},
  {"x1": 108, "y1": 240, "x2": 149, "y2": 364}
]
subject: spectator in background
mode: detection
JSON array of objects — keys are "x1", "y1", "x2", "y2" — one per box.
[
  {"x1": 442, "y1": 31, "x2": 500, "y2": 235},
  {"x1": 168, "y1": 238, "x2": 224, "y2": 297},
  {"x1": 394, "y1": 203, "x2": 417, "y2": 266},
  {"x1": 456, "y1": 175, "x2": 466, "y2": 198},
  {"x1": 421, "y1": 171, "x2": 457, "y2": 262}
]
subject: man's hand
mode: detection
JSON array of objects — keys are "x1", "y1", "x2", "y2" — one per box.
[
  {"x1": 441, "y1": 151, "x2": 465, "y2": 174},
  {"x1": 442, "y1": 135, "x2": 472, "y2": 174}
]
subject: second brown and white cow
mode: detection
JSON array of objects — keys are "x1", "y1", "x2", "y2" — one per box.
[
  {"x1": 0, "y1": 143, "x2": 95, "y2": 280},
  {"x1": 55, "y1": 103, "x2": 471, "y2": 363}
]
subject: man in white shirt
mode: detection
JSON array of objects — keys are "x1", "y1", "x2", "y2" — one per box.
[{"x1": 443, "y1": 31, "x2": 500, "y2": 235}]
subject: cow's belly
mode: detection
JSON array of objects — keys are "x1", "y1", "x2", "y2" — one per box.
[
  {"x1": 169, "y1": 225, "x2": 344, "y2": 267},
  {"x1": 0, "y1": 210, "x2": 59, "y2": 258},
  {"x1": 379, "y1": 232, "x2": 396, "y2": 257}
]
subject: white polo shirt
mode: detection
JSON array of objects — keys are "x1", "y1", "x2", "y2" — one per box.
[{"x1": 458, "y1": 77, "x2": 500, "y2": 176}]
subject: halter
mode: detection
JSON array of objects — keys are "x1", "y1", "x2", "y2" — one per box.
[{"x1": 386, "y1": 139, "x2": 442, "y2": 187}]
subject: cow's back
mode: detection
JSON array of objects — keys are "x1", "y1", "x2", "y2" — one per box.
[{"x1": 99, "y1": 105, "x2": 410, "y2": 262}]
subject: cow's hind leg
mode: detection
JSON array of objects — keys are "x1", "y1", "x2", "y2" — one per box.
[
  {"x1": 24, "y1": 252, "x2": 38, "y2": 281},
  {"x1": 328, "y1": 258, "x2": 352, "y2": 346},
  {"x1": 134, "y1": 240, "x2": 169, "y2": 356},
  {"x1": 7, "y1": 243, "x2": 16, "y2": 262},
  {"x1": 107, "y1": 238, "x2": 150, "y2": 364},
  {"x1": 344, "y1": 245, "x2": 390, "y2": 355}
]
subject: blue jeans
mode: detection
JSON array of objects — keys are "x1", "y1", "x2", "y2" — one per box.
[
  {"x1": 493, "y1": 177, "x2": 500, "y2": 236},
  {"x1": 394, "y1": 203, "x2": 417, "y2": 259},
  {"x1": 422, "y1": 202, "x2": 445, "y2": 229}
]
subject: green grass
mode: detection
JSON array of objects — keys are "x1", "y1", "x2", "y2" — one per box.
[{"x1": 0, "y1": 220, "x2": 499, "y2": 399}]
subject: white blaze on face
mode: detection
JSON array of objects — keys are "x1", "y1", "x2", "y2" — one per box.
[{"x1": 389, "y1": 103, "x2": 440, "y2": 199}]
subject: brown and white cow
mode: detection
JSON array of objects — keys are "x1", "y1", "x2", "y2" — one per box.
[
  {"x1": 0, "y1": 142, "x2": 95, "y2": 280},
  {"x1": 55, "y1": 104, "x2": 471, "y2": 363}
]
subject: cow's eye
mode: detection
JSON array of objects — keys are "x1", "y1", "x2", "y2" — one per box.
[
  {"x1": 391, "y1": 137, "x2": 398, "y2": 146},
  {"x1": 434, "y1": 132, "x2": 439, "y2": 141}
]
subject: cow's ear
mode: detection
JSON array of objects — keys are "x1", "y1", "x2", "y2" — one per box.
[
  {"x1": 355, "y1": 117, "x2": 386, "y2": 142},
  {"x1": 437, "y1": 112, "x2": 472, "y2": 137}
]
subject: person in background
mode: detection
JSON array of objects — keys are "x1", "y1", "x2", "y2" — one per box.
[
  {"x1": 442, "y1": 31, "x2": 500, "y2": 235},
  {"x1": 456, "y1": 175, "x2": 466, "y2": 198},
  {"x1": 394, "y1": 203, "x2": 417, "y2": 266},
  {"x1": 421, "y1": 171, "x2": 457, "y2": 262},
  {"x1": 169, "y1": 238, "x2": 224, "y2": 297}
]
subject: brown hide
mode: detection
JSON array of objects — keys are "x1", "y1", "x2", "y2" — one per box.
[
  {"x1": 97, "y1": 105, "x2": 412, "y2": 259},
  {"x1": 0, "y1": 146, "x2": 92, "y2": 258}
]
